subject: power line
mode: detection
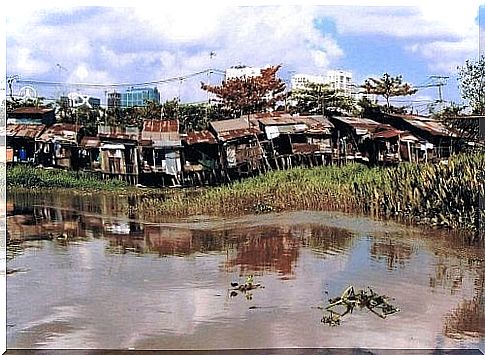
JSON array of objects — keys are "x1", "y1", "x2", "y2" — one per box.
[{"x1": 11, "y1": 68, "x2": 226, "y2": 90}]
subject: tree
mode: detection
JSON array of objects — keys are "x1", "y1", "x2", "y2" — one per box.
[
  {"x1": 288, "y1": 82, "x2": 355, "y2": 115},
  {"x1": 361, "y1": 73, "x2": 417, "y2": 111},
  {"x1": 457, "y1": 55, "x2": 485, "y2": 114},
  {"x1": 201, "y1": 65, "x2": 286, "y2": 116},
  {"x1": 435, "y1": 102, "x2": 481, "y2": 142}
]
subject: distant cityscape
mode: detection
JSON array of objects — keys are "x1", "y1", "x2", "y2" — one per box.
[{"x1": 7, "y1": 65, "x2": 377, "y2": 110}]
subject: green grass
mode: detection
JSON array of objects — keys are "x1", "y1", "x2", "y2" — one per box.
[
  {"x1": 136, "y1": 152, "x2": 484, "y2": 232},
  {"x1": 7, "y1": 165, "x2": 130, "y2": 190}
]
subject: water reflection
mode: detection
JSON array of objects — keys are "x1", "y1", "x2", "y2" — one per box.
[
  {"x1": 370, "y1": 239, "x2": 417, "y2": 270},
  {"x1": 6, "y1": 191, "x2": 485, "y2": 349}
]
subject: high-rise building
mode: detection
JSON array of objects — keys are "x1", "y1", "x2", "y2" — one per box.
[
  {"x1": 107, "y1": 92, "x2": 121, "y2": 109},
  {"x1": 325, "y1": 70, "x2": 353, "y2": 95},
  {"x1": 291, "y1": 74, "x2": 326, "y2": 91},
  {"x1": 120, "y1": 87, "x2": 160, "y2": 108}
]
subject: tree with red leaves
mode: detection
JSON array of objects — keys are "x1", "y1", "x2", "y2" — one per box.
[{"x1": 201, "y1": 65, "x2": 286, "y2": 116}]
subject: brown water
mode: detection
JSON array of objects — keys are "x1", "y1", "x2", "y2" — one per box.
[{"x1": 6, "y1": 191, "x2": 485, "y2": 350}]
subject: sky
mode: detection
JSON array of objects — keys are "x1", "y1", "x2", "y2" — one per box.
[{"x1": 4, "y1": 1, "x2": 484, "y2": 114}]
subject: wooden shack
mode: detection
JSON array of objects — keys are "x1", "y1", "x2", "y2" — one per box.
[
  {"x1": 97, "y1": 124, "x2": 140, "y2": 184},
  {"x1": 209, "y1": 118, "x2": 263, "y2": 179},
  {"x1": 36, "y1": 123, "x2": 84, "y2": 169},
  {"x1": 79, "y1": 136, "x2": 101, "y2": 171},
  {"x1": 7, "y1": 107, "x2": 55, "y2": 126},
  {"x1": 372, "y1": 113, "x2": 459, "y2": 161},
  {"x1": 6, "y1": 124, "x2": 46, "y2": 164},
  {"x1": 140, "y1": 119, "x2": 183, "y2": 186},
  {"x1": 181, "y1": 130, "x2": 219, "y2": 185}
]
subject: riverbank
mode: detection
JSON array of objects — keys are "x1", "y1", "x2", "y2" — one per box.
[
  {"x1": 135, "y1": 152, "x2": 484, "y2": 234},
  {"x1": 7, "y1": 153, "x2": 484, "y2": 234}
]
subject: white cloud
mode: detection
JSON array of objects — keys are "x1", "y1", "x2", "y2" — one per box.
[
  {"x1": 406, "y1": 37, "x2": 479, "y2": 73},
  {"x1": 5, "y1": 3, "x2": 481, "y2": 102}
]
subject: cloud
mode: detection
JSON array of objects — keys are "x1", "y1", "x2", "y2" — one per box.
[
  {"x1": 5, "y1": 3, "x2": 481, "y2": 102},
  {"x1": 406, "y1": 37, "x2": 478, "y2": 73},
  {"x1": 6, "y1": 5, "x2": 346, "y2": 102}
]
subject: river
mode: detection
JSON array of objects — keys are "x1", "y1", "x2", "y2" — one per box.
[{"x1": 6, "y1": 191, "x2": 484, "y2": 351}]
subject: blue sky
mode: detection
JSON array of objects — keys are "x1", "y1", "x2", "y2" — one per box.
[{"x1": 5, "y1": 2, "x2": 483, "y2": 114}]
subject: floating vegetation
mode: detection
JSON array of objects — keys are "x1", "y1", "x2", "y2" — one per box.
[
  {"x1": 229, "y1": 275, "x2": 264, "y2": 300},
  {"x1": 320, "y1": 285, "x2": 400, "y2": 326}
]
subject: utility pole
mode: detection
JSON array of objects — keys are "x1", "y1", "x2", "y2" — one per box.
[{"x1": 429, "y1": 75, "x2": 449, "y2": 103}]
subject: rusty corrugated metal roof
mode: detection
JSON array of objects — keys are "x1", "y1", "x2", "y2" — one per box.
[
  {"x1": 394, "y1": 114, "x2": 454, "y2": 137},
  {"x1": 80, "y1": 136, "x2": 100, "y2": 148},
  {"x1": 98, "y1": 124, "x2": 140, "y2": 141},
  {"x1": 6, "y1": 124, "x2": 46, "y2": 139},
  {"x1": 38, "y1": 123, "x2": 82, "y2": 144},
  {"x1": 142, "y1": 119, "x2": 178, "y2": 133},
  {"x1": 141, "y1": 119, "x2": 180, "y2": 145},
  {"x1": 372, "y1": 128, "x2": 404, "y2": 139},
  {"x1": 210, "y1": 118, "x2": 260, "y2": 141},
  {"x1": 9, "y1": 107, "x2": 54, "y2": 115},
  {"x1": 184, "y1": 130, "x2": 217, "y2": 145}
]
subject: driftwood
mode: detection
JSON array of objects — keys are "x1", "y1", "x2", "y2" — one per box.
[{"x1": 320, "y1": 285, "x2": 400, "y2": 326}]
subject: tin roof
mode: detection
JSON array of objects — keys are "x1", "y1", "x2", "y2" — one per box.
[
  {"x1": 142, "y1": 119, "x2": 178, "y2": 133},
  {"x1": 80, "y1": 136, "x2": 100, "y2": 148},
  {"x1": 210, "y1": 118, "x2": 260, "y2": 141},
  {"x1": 6, "y1": 124, "x2": 46, "y2": 139},
  {"x1": 98, "y1": 124, "x2": 140, "y2": 141},
  {"x1": 9, "y1": 107, "x2": 54, "y2": 115},
  {"x1": 372, "y1": 128, "x2": 404, "y2": 139},
  {"x1": 294, "y1": 115, "x2": 334, "y2": 133},
  {"x1": 292, "y1": 143, "x2": 320, "y2": 154},
  {"x1": 184, "y1": 130, "x2": 217, "y2": 145},
  {"x1": 392, "y1": 114, "x2": 454, "y2": 137},
  {"x1": 37, "y1": 123, "x2": 82, "y2": 144},
  {"x1": 332, "y1": 116, "x2": 389, "y2": 135},
  {"x1": 141, "y1": 119, "x2": 180, "y2": 145}
]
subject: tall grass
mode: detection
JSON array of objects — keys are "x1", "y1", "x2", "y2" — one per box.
[
  {"x1": 137, "y1": 153, "x2": 484, "y2": 232},
  {"x1": 7, "y1": 165, "x2": 129, "y2": 190}
]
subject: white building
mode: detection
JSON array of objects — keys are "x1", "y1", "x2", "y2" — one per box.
[
  {"x1": 291, "y1": 74, "x2": 326, "y2": 91},
  {"x1": 225, "y1": 65, "x2": 268, "y2": 80},
  {"x1": 325, "y1": 70, "x2": 353, "y2": 95},
  {"x1": 290, "y1": 69, "x2": 378, "y2": 104}
]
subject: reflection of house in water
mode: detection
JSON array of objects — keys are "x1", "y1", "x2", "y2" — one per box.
[
  {"x1": 223, "y1": 226, "x2": 300, "y2": 277},
  {"x1": 7, "y1": 206, "x2": 85, "y2": 242},
  {"x1": 370, "y1": 239, "x2": 416, "y2": 270}
]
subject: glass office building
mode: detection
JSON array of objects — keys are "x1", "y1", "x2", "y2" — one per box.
[{"x1": 121, "y1": 87, "x2": 160, "y2": 108}]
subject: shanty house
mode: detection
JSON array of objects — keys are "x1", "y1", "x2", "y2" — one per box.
[
  {"x1": 372, "y1": 113, "x2": 459, "y2": 161},
  {"x1": 140, "y1": 119, "x2": 183, "y2": 186},
  {"x1": 79, "y1": 136, "x2": 101, "y2": 171},
  {"x1": 7, "y1": 107, "x2": 55, "y2": 126},
  {"x1": 36, "y1": 123, "x2": 84, "y2": 169},
  {"x1": 181, "y1": 130, "x2": 219, "y2": 185},
  {"x1": 328, "y1": 116, "x2": 384, "y2": 162},
  {"x1": 6, "y1": 124, "x2": 46, "y2": 164},
  {"x1": 367, "y1": 128, "x2": 420, "y2": 164},
  {"x1": 209, "y1": 118, "x2": 263, "y2": 177},
  {"x1": 97, "y1": 124, "x2": 140, "y2": 184}
]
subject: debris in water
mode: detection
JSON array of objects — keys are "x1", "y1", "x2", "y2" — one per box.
[
  {"x1": 229, "y1": 275, "x2": 263, "y2": 299},
  {"x1": 319, "y1": 285, "x2": 400, "y2": 326}
]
